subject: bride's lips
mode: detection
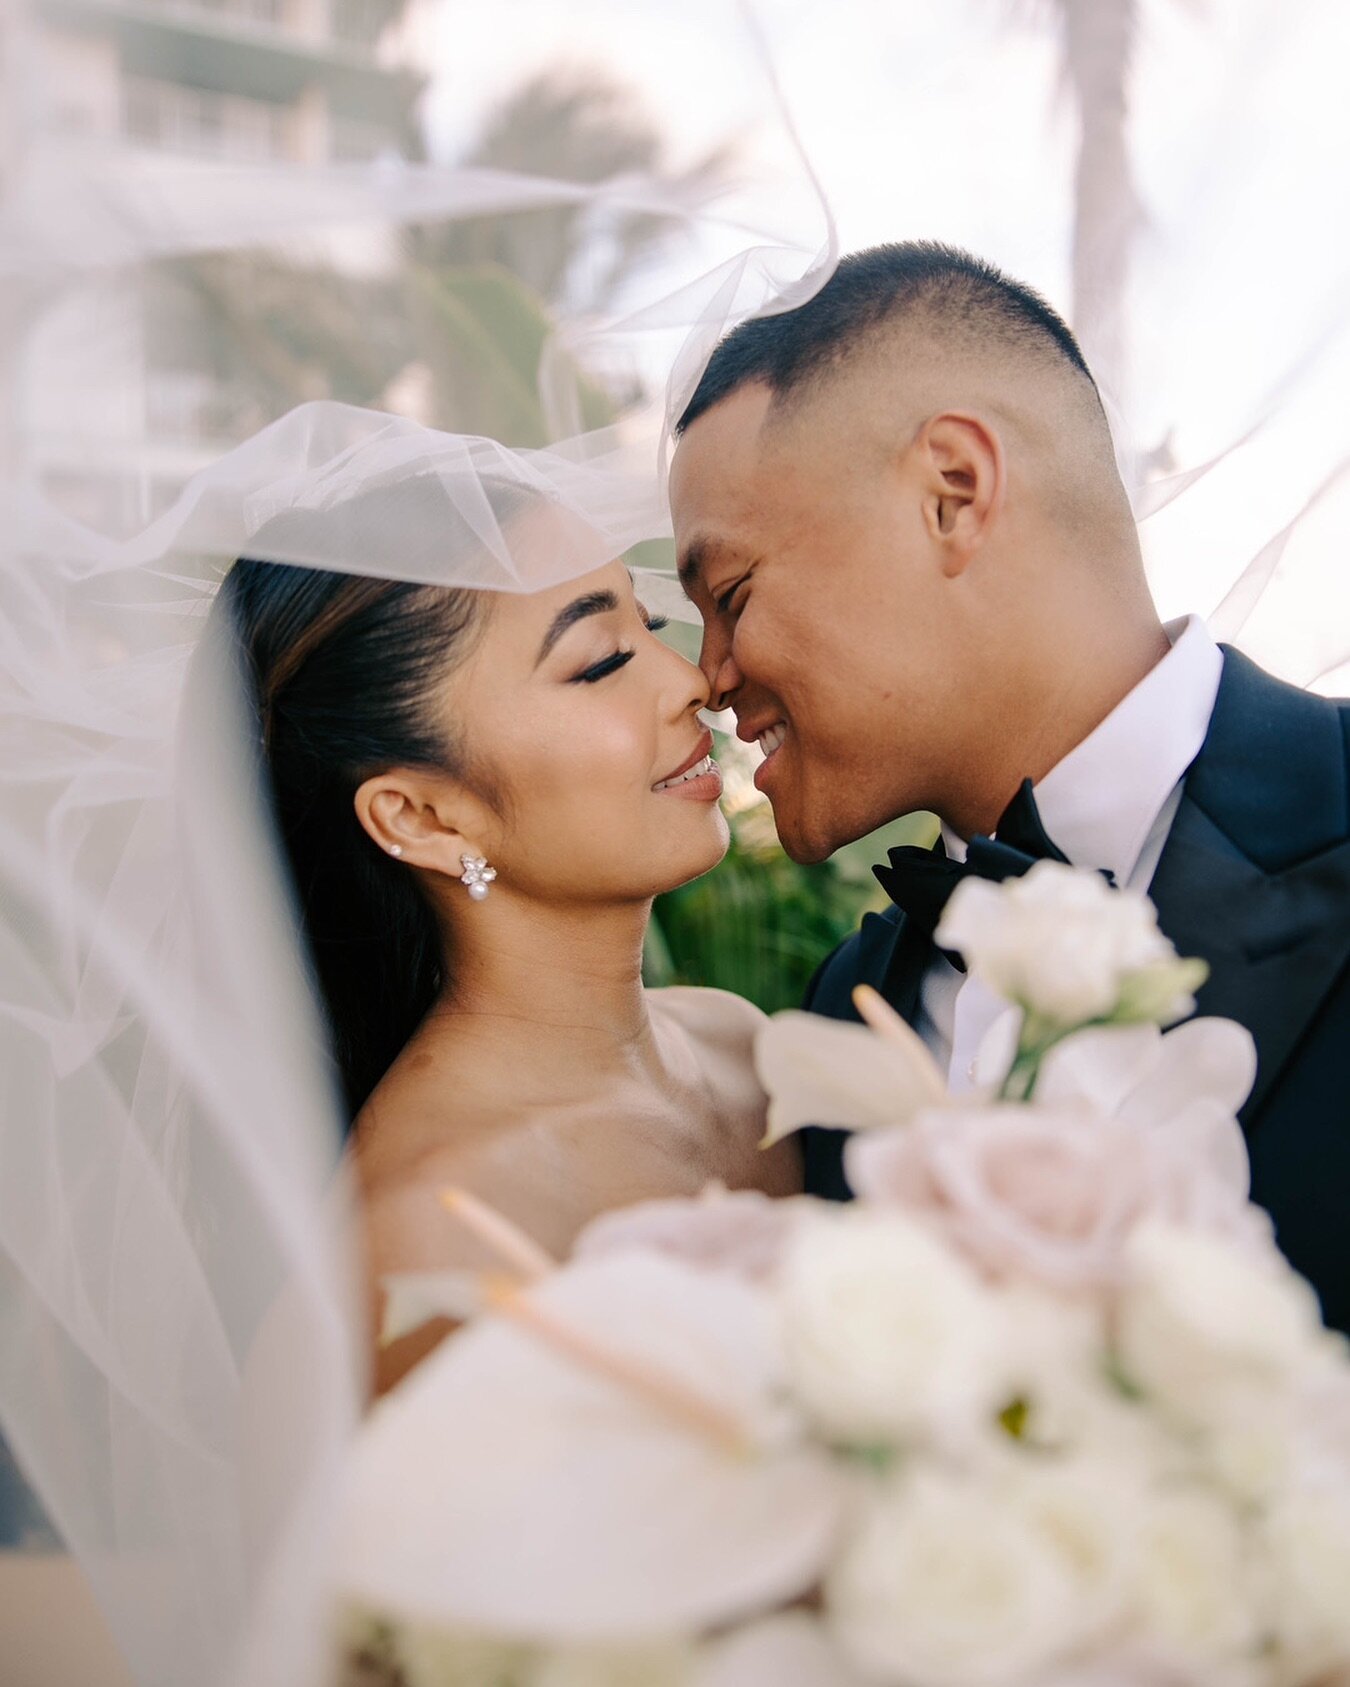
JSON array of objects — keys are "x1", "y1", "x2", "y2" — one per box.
[{"x1": 652, "y1": 727, "x2": 722, "y2": 801}]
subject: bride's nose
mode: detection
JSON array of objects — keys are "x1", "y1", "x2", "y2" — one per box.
[{"x1": 661, "y1": 646, "x2": 712, "y2": 718}]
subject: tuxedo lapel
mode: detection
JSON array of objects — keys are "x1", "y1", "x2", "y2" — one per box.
[
  {"x1": 1148, "y1": 796, "x2": 1350, "y2": 1126},
  {"x1": 851, "y1": 905, "x2": 931, "y2": 1022},
  {"x1": 1148, "y1": 647, "x2": 1350, "y2": 1130}
]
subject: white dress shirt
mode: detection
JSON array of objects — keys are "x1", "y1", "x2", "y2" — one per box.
[{"x1": 916, "y1": 615, "x2": 1225, "y2": 1090}]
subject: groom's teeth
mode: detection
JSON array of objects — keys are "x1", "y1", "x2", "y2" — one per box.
[
  {"x1": 654, "y1": 754, "x2": 714, "y2": 792},
  {"x1": 758, "y1": 723, "x2": 787, "y2": 756}
]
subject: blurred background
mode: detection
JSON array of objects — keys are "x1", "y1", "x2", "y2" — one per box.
[{"x1": 3, "y1": 0, "x2": 1347, "y2": 1019}]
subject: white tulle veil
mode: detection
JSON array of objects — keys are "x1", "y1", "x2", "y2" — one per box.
[{"x1": 1, "y1": 3, "x2": 1347, "y2": 1685}]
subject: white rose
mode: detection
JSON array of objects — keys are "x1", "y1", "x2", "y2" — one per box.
[
  {"x1": 1131, "y1": 1488, "x2": 1264, "y2": 1681},
  {"x1": 1203, "y1": 1414, "x2": 1297, "y2": 1505},
  {"x1": 779, "y1": 1208, "x2": 1006, "y2": 1447},
  {"x1": 997, "y1": 1455, "x2": 1139, "y2": 1649},
  {"x1": 824, "y1": 1466, "x2": 1084, "y2": 1687},
  {"x1": 935, "y1": 861, "x2": 1198, "y2": 1029},
  {"x1": 1116, "y1": 1222, "x2": 1324, "y2": 1432},
  {"x1": 1259, "y1": 1484, "x2": 1350, "y2": 1676}
]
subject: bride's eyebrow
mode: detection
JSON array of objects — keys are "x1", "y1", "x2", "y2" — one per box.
[{"x1": 535, "y1": 589, "x2": 619, "y2": 666}]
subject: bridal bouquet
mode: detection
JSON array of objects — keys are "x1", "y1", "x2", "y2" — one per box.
[{"x1": 332, "y1": 864, "x2": 1350, "y2": 1687}]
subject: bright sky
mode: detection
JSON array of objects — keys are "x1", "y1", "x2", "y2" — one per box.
[{"x1": 415, "y1": 0, "x2": 1350, "y2": 686}]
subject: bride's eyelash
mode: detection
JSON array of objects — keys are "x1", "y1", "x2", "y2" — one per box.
[
  {"x1": 573, "y1": 649, "x2": 635, "y2": 684},
  {"x1": 571, "y1": 612, "x2": 669, "y2": 683}
]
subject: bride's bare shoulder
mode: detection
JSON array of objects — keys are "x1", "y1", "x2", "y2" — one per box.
[
  {"x1": 648, "y1": 984, "x2": 768, "y2": 1054},
  {"x1": 354, "y1": 1099, "x2": 579, "y2": 1270},
  {"x1": 350, "y1": 1110, "x2": 582, "y2": 1397}
]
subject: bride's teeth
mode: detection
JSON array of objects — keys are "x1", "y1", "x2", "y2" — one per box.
[{"x1": 654, "y1": 754, "x2": 714, "y2": 792}]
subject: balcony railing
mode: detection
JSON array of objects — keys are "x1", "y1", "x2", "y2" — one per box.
[
  {"x1": 123, "y1": 74, "x2": 292, "y2": 163},
  {"x1": 127, "y1": 0, "x2": 399, "y2": 50},
  {"x1": 144, "y1": 368, "x2": 270, "y2": 445}
]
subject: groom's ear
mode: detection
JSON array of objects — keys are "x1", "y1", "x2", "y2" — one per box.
[
  {"x1": 354, "y1": 771, "x2": 491, "y2": 882},
  {"x1": 914, "y1": 412, "x2": 1005, "y2": 576}
]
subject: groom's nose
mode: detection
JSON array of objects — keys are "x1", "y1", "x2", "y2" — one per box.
[{"x1": 698, "y1": 625, "x2": 743, "y2": 713}]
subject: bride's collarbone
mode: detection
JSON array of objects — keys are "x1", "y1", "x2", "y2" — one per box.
[{"x1": 355, "y1": 984, "x2": 776, "y2": 1191}]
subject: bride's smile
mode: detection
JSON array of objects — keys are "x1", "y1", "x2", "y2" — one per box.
[{"x1": 652, "y1": 728, "x2": 722, "y2": 798}]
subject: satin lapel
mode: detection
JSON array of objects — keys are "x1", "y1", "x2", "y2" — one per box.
[
  {"x1": 1148, "y1": 796, "x2": 1350, "y2": 1127},
  {"x1": 851, "y1": 906, "x2": 932, "y2": 1024}
]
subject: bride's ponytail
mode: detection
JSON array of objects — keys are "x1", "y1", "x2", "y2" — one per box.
[{"x1": 214, "y1": 558, "x2": 485, "y2": 1120}]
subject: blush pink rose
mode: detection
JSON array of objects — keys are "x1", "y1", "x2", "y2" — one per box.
[{"x1": 845, "y1": 1103, "x2": 1262, "y2": 1291}]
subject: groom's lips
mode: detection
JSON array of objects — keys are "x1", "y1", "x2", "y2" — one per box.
[{"x1": 748, "y1": 719, "x2": 788, "y2": 793}]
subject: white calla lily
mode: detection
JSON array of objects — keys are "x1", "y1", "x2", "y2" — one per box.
[
  {"x1": 334, "y1": 1253, "x2": 846, "y2": 1642},
  {"x1": 755, "y1": 993, "x2": 946, "y2": 1147},
  {"x1": 1033, "y1": 1023, "x2": 1165, "y2": 1115},
  {"x1": 1114, "y1": 1015, "x2": 1258, "y2": 1126}
]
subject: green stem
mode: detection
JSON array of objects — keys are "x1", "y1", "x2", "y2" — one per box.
[{"x1": 997, "y1": 1015, "x2": 1115, "y2": 1103}]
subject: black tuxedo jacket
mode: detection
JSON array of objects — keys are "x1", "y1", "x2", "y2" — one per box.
[{"x1": 801, "y1": 648, "x2": 1350, "y2": 1331}]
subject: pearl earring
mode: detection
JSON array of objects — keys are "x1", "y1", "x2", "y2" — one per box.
[
  {"x1": 388, "y1": 844, "x2": 403, "y2": 858},
  {"x1": 460, "y1": 854, "x2": 496, "y2": 902}
]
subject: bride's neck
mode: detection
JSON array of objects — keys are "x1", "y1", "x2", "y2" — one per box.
[{"x1": 432, "y1": 891, "x2": 655, "y2": 1067}]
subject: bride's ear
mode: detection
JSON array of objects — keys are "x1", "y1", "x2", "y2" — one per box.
[
  {"x1": 354, "y1": 771, "x2": 487, "y2": 880},
  {"x1": 916, "y1": 411, "x2": 1005, "y2": 575}
]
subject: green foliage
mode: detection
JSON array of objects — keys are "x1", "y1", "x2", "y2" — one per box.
[
  {"x1": 410, "y1": 263, "x2": 616, "y2": 441},
  {"x1": 647, "y1": 832, "x2": 869, "y2": 1013},
  {"x1": 647, "y1": 765, "x2": 938, "y2": 1013}
]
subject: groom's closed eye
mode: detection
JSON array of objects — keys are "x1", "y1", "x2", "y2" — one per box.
[
  {"x1": 677, "y1": 536, "x2": 758, "y2": 621},
  {"x1": 712, "y1": 577, "x2": 747, "y2": 615}
]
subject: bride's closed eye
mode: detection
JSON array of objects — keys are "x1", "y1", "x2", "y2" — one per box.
[{"x1": 569, "y1": 613, "x2": 671, "y2": 684}]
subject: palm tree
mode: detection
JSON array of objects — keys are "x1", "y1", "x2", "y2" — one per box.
[{"x1": 421, "y1": 67, "x2": 735, "y2": 317}]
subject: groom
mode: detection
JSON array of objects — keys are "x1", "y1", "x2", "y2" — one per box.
[{"x1": 669, "y1": 241, "x2": 1350, "y2": 1330}]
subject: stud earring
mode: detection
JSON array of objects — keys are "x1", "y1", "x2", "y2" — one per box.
[
  {"x1": 388, "y1": 844, "x2": 403, "y2": 858},
  {"x1": 460, "y1": 854, "x2": 496, "y2": 902}
]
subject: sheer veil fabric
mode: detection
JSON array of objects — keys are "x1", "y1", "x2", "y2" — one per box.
[
  {"x1": 0, "y1": 13, "x2": 837, "y2": 1685},
  {"x1": 1, "y1": 4, "x2": 1347, "y2": 1685}
]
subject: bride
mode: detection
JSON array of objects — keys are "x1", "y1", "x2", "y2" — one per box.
[{"x1": 220, "y1": 529, "x2": 801, "y2": 1393}]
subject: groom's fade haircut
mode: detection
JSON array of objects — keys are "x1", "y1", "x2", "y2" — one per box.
[{"x1": 675, "y1": 241, "x2": 1106, "y2": 437}]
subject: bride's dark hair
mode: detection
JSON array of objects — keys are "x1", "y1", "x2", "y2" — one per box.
[{"x1": 215, "y1": 556, "x2": 487, "y2": 1120}]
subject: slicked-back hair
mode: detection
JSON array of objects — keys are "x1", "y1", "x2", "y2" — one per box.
[{"x1": 675, "y1": 241, "x2": 1099, "y2": 434}]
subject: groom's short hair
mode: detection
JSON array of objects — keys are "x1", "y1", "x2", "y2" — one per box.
[{"x1": 675, "y1": 241, "x2": 1100, "y2": 434}]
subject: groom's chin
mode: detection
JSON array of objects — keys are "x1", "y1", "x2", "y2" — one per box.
[
  {"x1": 772, "y1": 789, "x2": 882, "y2": 866},
  {"x1": 771, "y1": 810, "x2": 836, "y2": 867}
]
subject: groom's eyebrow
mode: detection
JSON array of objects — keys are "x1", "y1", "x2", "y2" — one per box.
[
  {"x1": 677, "y1": 538, "x2": 712, "y2": 600},
  {"x1": 536, "y1": 589, "x2": 620, "y2": 665}
]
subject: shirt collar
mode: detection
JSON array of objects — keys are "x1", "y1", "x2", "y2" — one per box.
[{"x1": 941, "y1": 616, "x2": 1223, "y2": 881}]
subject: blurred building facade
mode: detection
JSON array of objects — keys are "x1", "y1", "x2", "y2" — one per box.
[
  {"x1": 34, "y1": 0, "x2": 421, "y2": 167},
  {"x1": 12, "y1": 0, "x2": 427, "y2": 527}
]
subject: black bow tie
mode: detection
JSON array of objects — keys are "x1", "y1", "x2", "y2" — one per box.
[{"x1": 874, "y1": 780, "x2": 1115, "y2": 956}]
